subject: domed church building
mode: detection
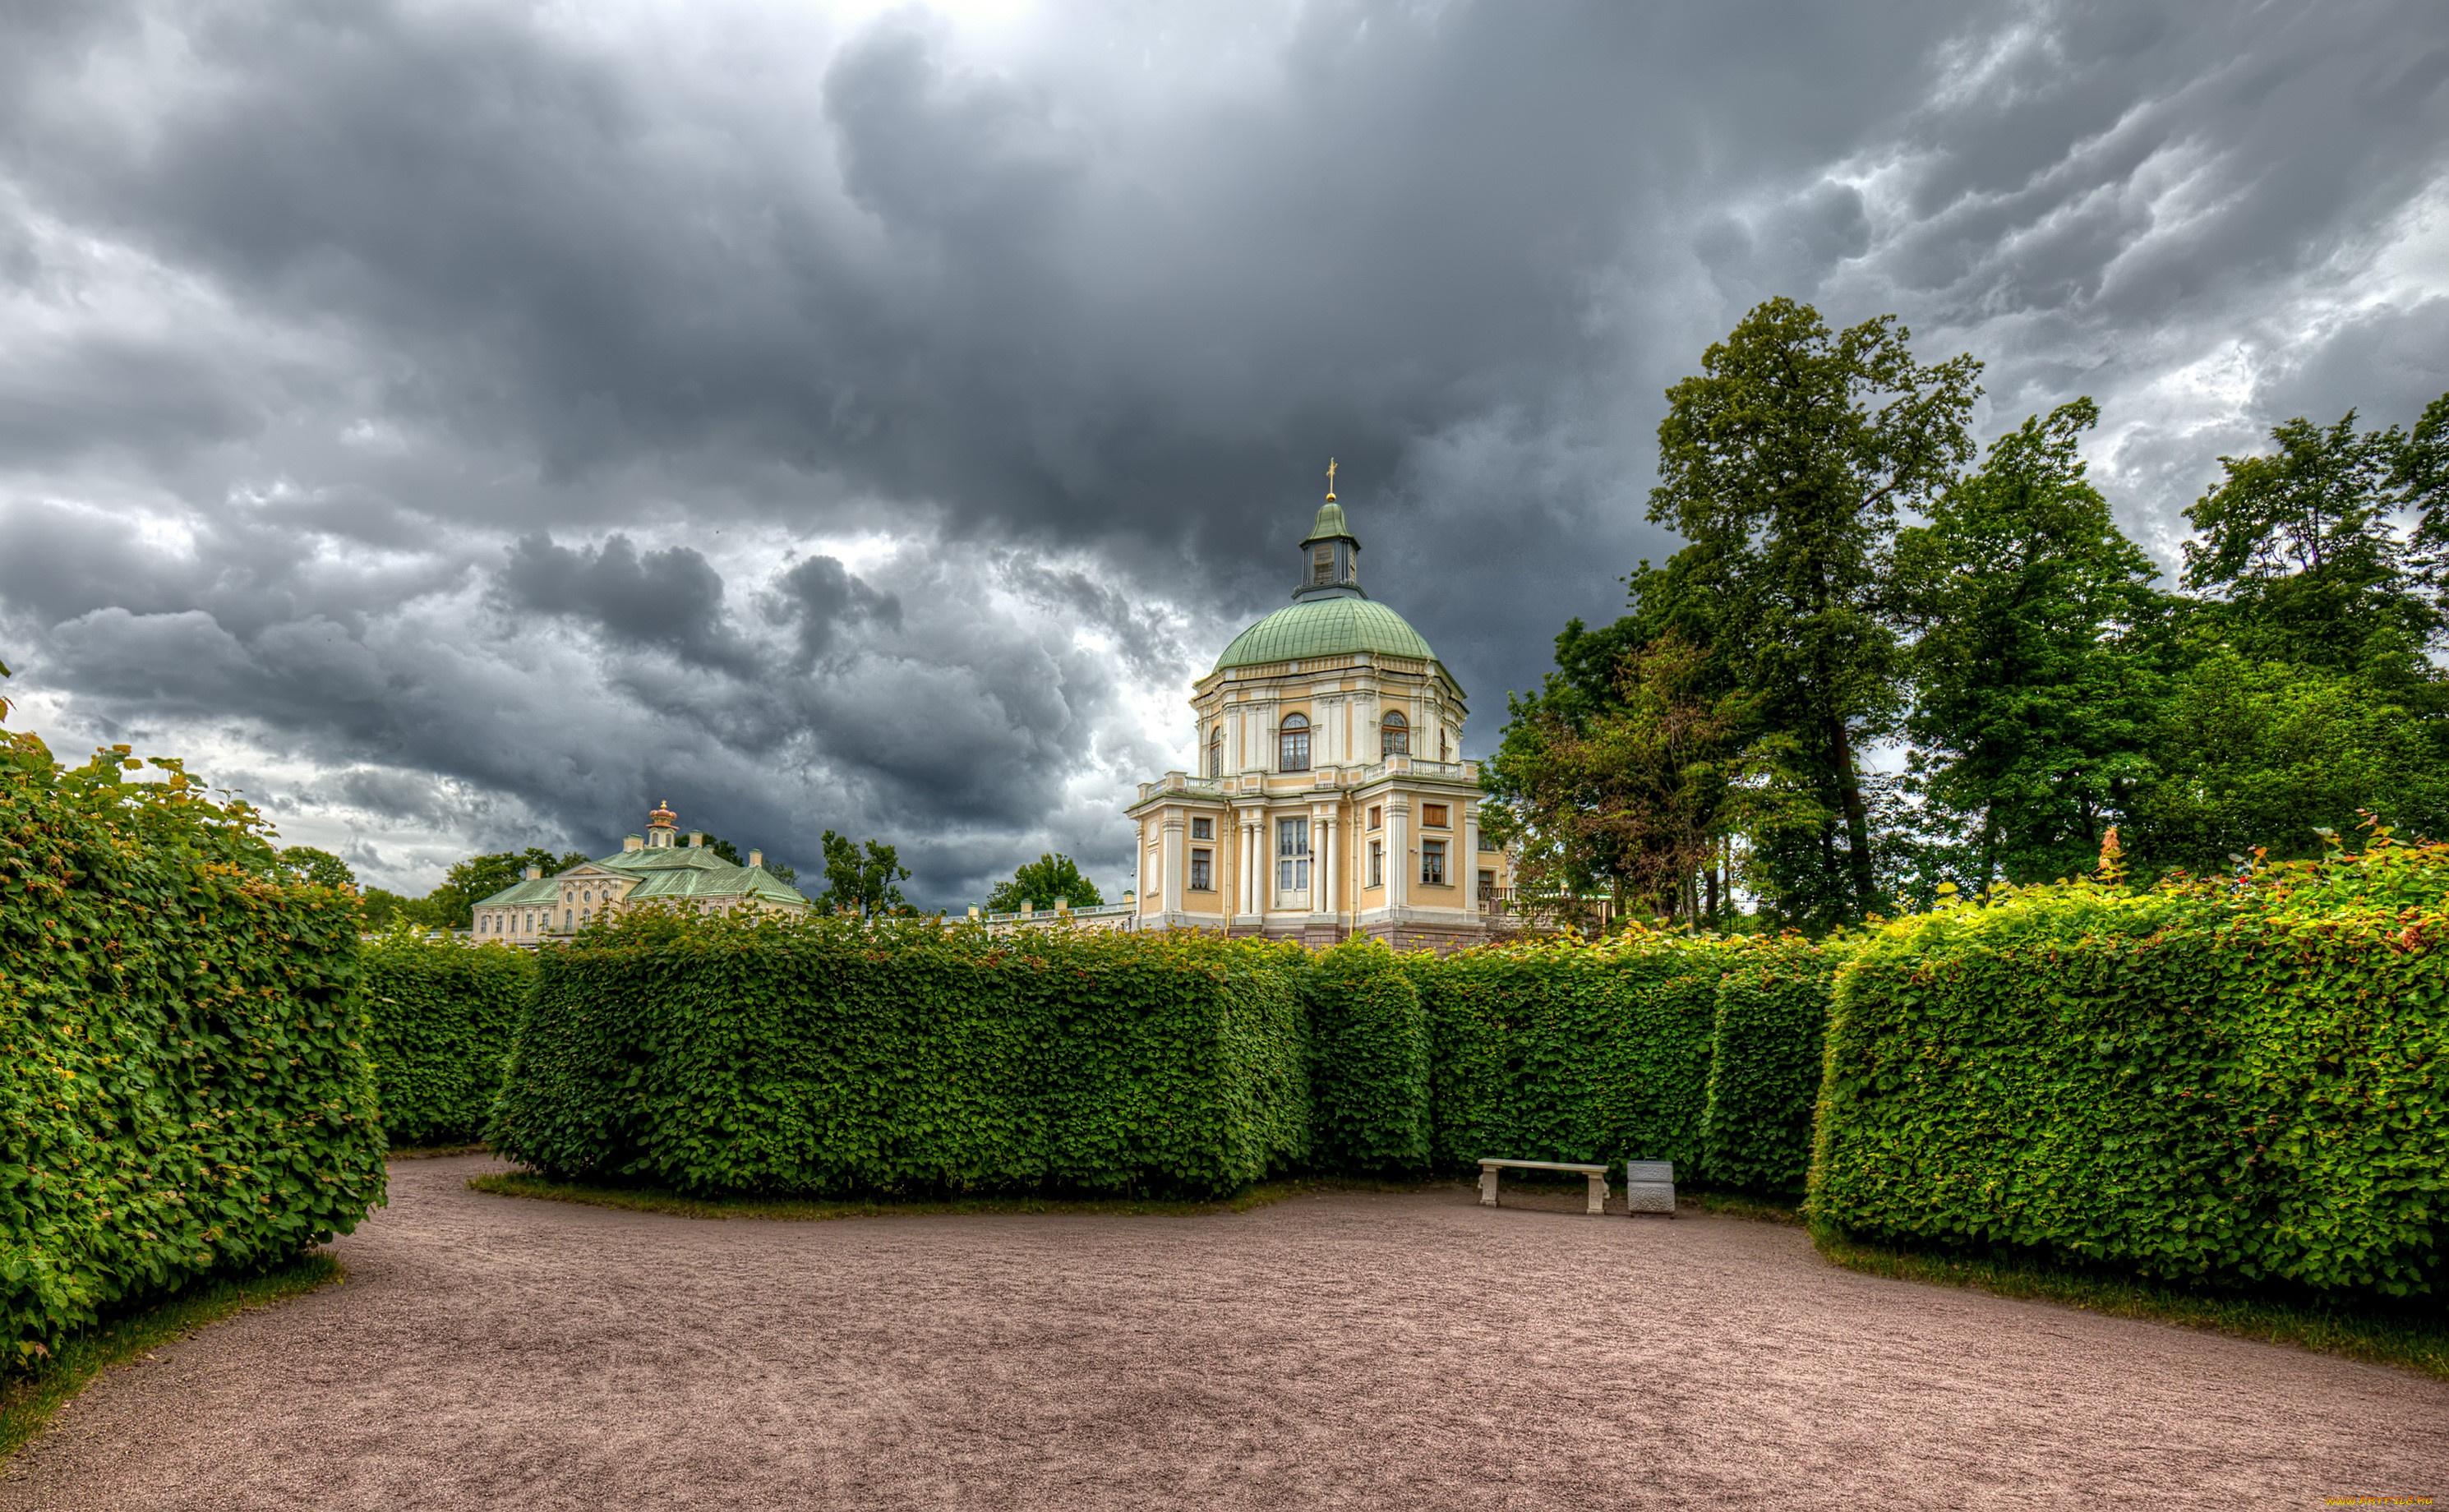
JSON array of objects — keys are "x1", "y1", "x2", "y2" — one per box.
[{"x1": 1126, "y1": 467, "x2": 1510, "y2": 951}]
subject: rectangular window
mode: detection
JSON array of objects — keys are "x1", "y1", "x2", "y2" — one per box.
[
  {"x1": 1191, "y1": 816, "x2": 1212, "y2": 840},
  {"x1": 1276, "y1": 817, "x2": 1311, "y2": 896},
  {"x1": 1369, "y1": 840, "x2": 1384, "y2": 889},
  {"x1": 1478, "y1": 832, "x2": 1499, "y2": 851},
  {"x1": 1423, "y1": 803, "x2": 1449, "y2": 828},
  {"x1": 1368, "y1": 804, "x2": 1381, "y2": 831},
  {"x1": 1421, "y1": 839, "x2": 1447, "y2": 887},
  {"x1": 1478, "y1": 869, "x2": 1496, "y2": 898},
  {"x1": 1312, "y1": 546, "x2": 1334, "y2": 584},
  {"x1": 1190, "y1": 849, "x2": 1213, "y2": 891}
]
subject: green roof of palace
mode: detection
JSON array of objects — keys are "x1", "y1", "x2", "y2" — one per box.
[
  {"x1": 475, "y1": 841, "x2": 805, "y2": 910},
  {"x1": 1214, "y1": 595, "x2": 1438, "y2": 671}
]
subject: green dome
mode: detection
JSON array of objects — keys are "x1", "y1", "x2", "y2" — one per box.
[{"x1": 1215, "y1": 596, "x2": 1437, "y2": 671}]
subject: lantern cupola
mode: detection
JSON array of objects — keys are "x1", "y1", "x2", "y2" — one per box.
[{"x1": 1294, "y1": 458, "x2": 1363, "y2": 602}]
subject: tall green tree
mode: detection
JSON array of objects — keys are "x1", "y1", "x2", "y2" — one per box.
[
  {"x1": 276, "y1": 846, "x2": 357, "y2": 891},
  {"x1": 1646, "y1": 297, "x2": 1981, "y2": 927},
  {"x1": 2127, "y1": 647, "x2": 2449, "y2": 872},
  {"x1": 1483, "y1": 633, "x2": 1810, "y2": 925},
  {"x1": 2183, "y1": 408, "x2": 2443, "y2": 686},
  {"x1": 984, "y1": 853, "x2": 1104, "y2": 912},
  {"x1": 427, "y1": 848, "x2": 590, "y2": 929},
  {"x1": 1892, "y1": 399, "x2": 2170, "y2": 887},
  {"x1": 819, "y1": 831, "x2": 911, "y2": 915},
  {"x1": 2393, "y1": 390, "x2": 2449, "y2": 629},
  {"x1": 358, "y1": 887, "x2": 440, "y2": 930}
]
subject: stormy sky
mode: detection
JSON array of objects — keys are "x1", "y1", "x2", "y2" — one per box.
[{"x1": 2, "y1": 0, "x2": 2445, "y2": 906}]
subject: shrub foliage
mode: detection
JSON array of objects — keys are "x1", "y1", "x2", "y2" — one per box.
[
  {"x1": 1700, "y1": 937, "x2": 1843, "y2": 1196},
  {"x1": 0, "y1": 735, "x2": 386, "y2": 1359},
  {"x1": 357, "y1": 931, "x2": 535, "y2": 1146},
  {"x1": 1303, "y1": 939, "x2": 1431, "y2": 1175},
  {"x1": 490, "y1": 912, "x2": 1309, "y2": 1198},
  {"x1": 1406, "y1": 933, "x2": 1726, "y2": 1176},
  {"x1": 1811, "y1": 842, "x2": 2449, "y2": 1298}
]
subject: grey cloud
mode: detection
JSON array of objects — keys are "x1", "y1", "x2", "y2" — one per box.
[
  {"x1": 497, "y1": 533, "x2": 749, "y2": 671},
  {"x1": 2, "y1": 0, "x2": 2444, "y2": 903},
  {"x1": 773, "y1": 555, "x2": 901, "y2": 665}
]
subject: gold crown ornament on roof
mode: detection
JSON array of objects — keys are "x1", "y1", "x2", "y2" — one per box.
[{"x1": 648, "y1": 799, "x2": 678, "y2": 829}]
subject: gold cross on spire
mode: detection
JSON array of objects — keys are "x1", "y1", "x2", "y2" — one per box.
[{"x1": 1325, "y1": 457, "x2": 1337, "y2": 501}]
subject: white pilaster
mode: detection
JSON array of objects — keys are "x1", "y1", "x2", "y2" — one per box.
[
  {"x1": 1388, "y1": 800, "x2": 1409, "y2": 910},
  {"x1": 1463, "y1": 801, "x2": 1480, "y2": 906},
  {"x1": 1314, "y1": 807, "x2": 1335, "y2": 917}
]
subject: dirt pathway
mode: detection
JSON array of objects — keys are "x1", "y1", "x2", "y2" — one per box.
[{"x1": 3, "y1": 1155, "x2": 2442, "y2": 1509}]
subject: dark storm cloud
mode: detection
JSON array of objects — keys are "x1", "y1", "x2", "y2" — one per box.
[
  {"x1": 1, "y1": 0, "x2": 2443, "y2": 901},
  {"x1": 772, "y1": 555, "x2": 902, "y2": 665},
  {"x1": 498, "y1": 534, "x2": 749, "y2": 671}
]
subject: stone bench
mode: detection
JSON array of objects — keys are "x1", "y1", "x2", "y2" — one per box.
[{"x1": 1477, "y1": 1159, "x2": 1610, "y2": 1215}]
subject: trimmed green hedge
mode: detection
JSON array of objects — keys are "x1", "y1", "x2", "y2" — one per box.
[
  {"x1": 1701, "y1": 937, "x2": 1843, "y2": 1196},
  {"x1": 1303, "y1": 938, "x2": 1431, "y2": 1175},
  {"x1": 0, "y1": 735, "x2": 386, "y2": 1360},
  {"x1": 358, "y1": 932, "x2": 534, "y2": 1147},
  {"x1": 1811, "y1": 844, "x2": 2449, "y2": 1298},
  {"x1": 1405, "y1": 933, "x2": 1726, "y2": 1176},
  {"x1": 489, "y1": 912, "x2": 1310, "y2": 1198}
]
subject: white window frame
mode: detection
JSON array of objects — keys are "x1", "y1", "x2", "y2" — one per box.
[{"x1": 1276, "y1": 817, "x2": 1311, "y2": 898}]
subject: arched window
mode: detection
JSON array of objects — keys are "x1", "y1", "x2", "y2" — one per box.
[
  {"x1": 1279, "y1": 712, "x2": 1311, "y2": 772},
  {"x1": 1208, "y1": 727, "x2": 1224, "y2": 778},
  {"x1": 1380, "y1": 710, "x2": 1409, "y2": 758}
]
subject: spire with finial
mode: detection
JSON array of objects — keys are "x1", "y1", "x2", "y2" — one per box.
[{"x1": 1294, "y1": 459, "x2": 1363, "y2": 601}]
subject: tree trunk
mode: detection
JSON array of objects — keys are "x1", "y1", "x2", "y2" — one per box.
[
  {"x1": 1830, "y1": 716, "x2": 1876, "y2": 917},
  {"x1": 1704, "y1": 864, "x2": 1719, "y2": 927}
]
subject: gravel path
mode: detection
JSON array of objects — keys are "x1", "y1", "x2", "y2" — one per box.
[{"x1": 4, "y1": 1155, "x2": 2443, "y2": 1510}]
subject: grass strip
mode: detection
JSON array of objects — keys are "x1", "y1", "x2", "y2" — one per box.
[
  {"x1": 1813, "y1": 1224, "x2": 2449, "y2": 1382},
  {"x1": 1686, "y1": 1190, "x2": 1806, "y2": 1225},
  {"x1": 387, "y1": 1142, "x2": 491, "y2": 1160},
  {"x1": 1, "y1": 1251, "x2": 344, "y2": 1463},
  {"x1": 467, "y1": 1171, "x2": 1438, "y2": 1221}
]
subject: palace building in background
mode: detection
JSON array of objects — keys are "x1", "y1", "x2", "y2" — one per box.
[
  {"x1": 471, "y1": 801, "x2": 808, "y2": 944},
  {"x1": 1123, "y1": 468, "x2": 1511, "y2": 951}
]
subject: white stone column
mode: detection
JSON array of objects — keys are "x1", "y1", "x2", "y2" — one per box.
[
  {"x1": 1387, "y1": 801, "x2": 1409, "y2": 911},
  {"x1": 1239, "y1": 818, "x2": 1255, "y2": 916},
  {"x1": 1315, "y1": 809, "x2": 1335, "y2": 916},
  {"x1": 1163, "y1": 814, "x2": 1185, "y2": 917},
  {"x1": 1462, "y1": 801, "x2": 1481, "y2": 911}
]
